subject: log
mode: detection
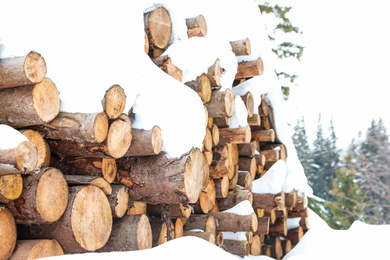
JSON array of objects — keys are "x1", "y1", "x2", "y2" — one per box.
[
  {"x1": 0, "y1": 205, "x2": 17, "y2": 260},
  {"x1": 202, "y1": 127, "x2": 213, "y2": 152},
  {"x1": 116, "y1": 148, "x2": 206, "y2": 204},
  {"x1": 286, "y1": 226, "x2": 304, "y2": 245},
  {"x1": 30, "y1": 112, "x2": 109, "y2": 143},
  {"x1": 64, "y1": 175, "x2": 112, "y2": 195},
  {"x1": 228, "y1": 166, "x2": 239, "y2": 189},
  {"x1": 0, "y1": 51, "x2": 46, "y2": 88},
  {"x1": 0, "y1": 174, "x2": 23, "y2": 200},
  {"x1": 98, "y1": 214, "x2": 152, "y2": 252},
  {"x1": 147, "y1": 203, "x2": 192, "y2": 219},
  {"x1": 210, "y1": 124, "x2": 220, "y2": 146},
  {"x1": 261, "y1": 115, "x2": 272, "y2": 130},
  {"x1": 251, "y1": 129, "x2": 275, "y2": 143},
  {"x1": 207, "y1": 59, "x2": 223, "y2": 89},
  {"x1": 213, "y1": 117, "x2": 229, "y2": 128},
  {"x1": 237, "y1": 141, "x2": 256, "y2": 157},
  {"x1": 237, "y1": 171, "x2": 253, "y2": 190},
  {"x1": 209, "y1": 145, "x2": 231, "y2": 179},
  {"x1": 230, "y1": 38, "x2": 251, "y2": 56},
  {"x1": 288, "y1": 207, "x2": 309, "y2": 218},
  {"x1": 267, "y1": 236, "x2": 283, "y2": 260},
  {"x1": 252, "y1": 192, "x2": 285, "y2": 212},
  {"x1": 235, "y1": 58, "x2": 264, "y2": 79},
  {"x1": 185, "y1": 73, "x2": 211, "y2": 104},
  {"x1": 263, "y1": 208, "x2": 277, "y2": 225},
  {"x1": 255, "y1": 217, "x2": 270, "y2": 235},
  {"x1": 203, "y1": 150, "x2": 212, "y2": 167},
  {"x1": 0, "y1": 78, "x2": 60, "y2": 128},
  {"x1": 152, "y1": 55, "x2": 182, "y2": 82},
  {"x1": 240, "y1": 92, "x2": 254, "y2": 117},
  {"x1": 206, "y1": 89, "x2": 235, "y2": 118},
  {"x1": 199, "y1": 178, "x2": 216, "y2": 213},
  {"x1": 285, "y1": 190, "x2": 297, "y2": 209},
  {"x1": 186, "y1": 14, "x2": 207, "y2": 38},
  {"x1": 261, "y1": 143, "x2": 287, "y2": 161},
  {"x1": 269, "y1": 217, "x2": 287, "y2": 237},
  {"x1": 248, "y1": 114, "x2": 261, "y2": 126},
  {"x1": 255, "y1": 154, "x2": 266, "y2": 167},
  {"x1": 223, "y1": 240, "x2": 250, "y2": 257},
  {"x1": 128, "y1": 201, "x2": 147, "y2": 215},
  {"x1": 0, "y1": 141, "x2": 38, "y2": 176},
  {"x1": 208, "y1": 212, "x2": 258, "y2": 232},
  {"x1": 107, "y1": 185, "x2": 129, "y2": 218},
  {"x1": 144, "y1": 7, "x2": 172, "y2": 49},
  {"x1": 300, "y1": 217, "x2": 309, "y2": 231},
  {"x1": 123, "y1": 126, "x2": 162, "y2": 156},
  {"x1": 229, "y1": 143, "x2": 239, "y2": 167},
  {"x1": 217, "y1": 187, "x2": 252, "y2": 211},
  {"x1": 20, "y1": 129, "x2": 50, "y2": 169},
  {"x1": 175, "y1": 218, "x2": 184, "y2": 238},
  {"x1": 215, "y1": 175, "x2": 229, "y2": 198},
  {"x1": 238, "y1": 156, "x2": 256, "y2": 180},
  {"x1": 0, "y1": 168, "x2": 68, "y2": 225},
  {"x1": 262, "y1": 244, "x2": 272, "y2": 257},
  {"x1": 259, "y1": 93, "x2": 270, "y2": 116},
  {"x1": 144, "y1": 31, "x2": 149, "y2": 54},
  {"x1": 251, "y1": 235, "x2": 262, "y2": 256},
  {"x1": 282, "y1": 239, "x2": 292, "y2": 255},
  {"x1": 218, "y1": 125, "x2": 251, "y2": 145},
  {"x1": 102, "y1": 85, "x2": 126, "y2": 119},
  {"x1": 184, "y1": 214, "x2": 216, "y2": 235},
  {"x1": 152, "y1": 48, "x2": 165, "y2": 58},
  {"x1": 207, "y1": 117, "x2": 213, "y2": 129},
  {"x1": 183, "y1": 232, "x2": 215, "y2": 244},
  {"x1": 10, "y1": 239, "x2": 63, "y2": 260},
  {"x1": 18, "y1": 185, "x2": 113, "y2": 253},
  {"x1": 150, "y1": 217, "x2": 175, "y2": 246},
  {"x1": 50, "y1": 156, "x2": 117, "y2": 184}
]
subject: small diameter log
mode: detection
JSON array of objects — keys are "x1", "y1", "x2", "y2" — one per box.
[
  {"x1": 152, "y1": 55, "x2": 182, "y2": 82},
  {"x1": 186, "y1": 14, "x2": 207, "y2": 38},
  {"x1": 207, "y1": 117, "x2": 214, "y2": 128},
  {"x1": 285, "y1": 190, "x2": 298, "y2": 210},
  {"x1": 262, "y1": 244, "x2": 272, "y2": 257},
  {"x1": 0, "y1": 141, "x2": 38, "y2": 176},
  {"x1": 0, "y1": 174, "x2": 23, "y2": 200},
  {"x1": 183, "y1": 231, "x2": 215, "y2": 244},
  {"x1": 0, "y1": 51, "x2": 46, "y2": 88},
  {"x1": 255, "y1": 217, "x2": 270, "y2": 235},
  {"x1": 288, "y1": 207, "x2": 309, "y2": 218},
  {"x1": 240, "y1": 92, "x2": 254, "y2": 117},
  {"x1": 98, "y1": 214, "x2": 152, "y2": 252},
  {"x1": 144, "y1": 7, "x2": 172, "y2": 50},
  {"x1": 252, "y1": 192, "x2": 285, "y2": 212},
  {"x1": 0, "y1": 78, "x2": 60, "y2": 128},
  {"x1": 230, "y1": 143, "x2": 239, "y2": 166},
  {"x1": 259, "y1": 93, "x2": 270, "y2": 116},
  {"x1": 230, "y1": 38, "x2": 251, "y2": 56},
  {"x1": 31, "y1": 112, "x2": 109, "y2": 143},
  {"x1": 185, "y1": 73, "x2": 211, "y2": 104},
  {"x1": 223, "y1": 240, "x2": 250, "y2": 257},
  {"x1": 218, "y1": 125, "x2": 251, "y2": 145},
  {"x1": 261, "y1": 143, "x2": 287, "y2": 161},
  {"x1": 50, "y1": 156, "x2": 117, "y2": 184},
  {"x1": 207, "y1": 59, "x2": 223, "y2": 89},
  {"x1": 210, "y1": 124, "x2": 220, "y2": 146},
  {"x1": 294, "y1": 194, "x2": 307, "y2": 212},
  {"x1": 286, "y1": 226, "x2": 304, "y2": 245},
  {"x1": 0, "y1": 205, "x2": 17, "y2": 260},
  {"x1": 203, "y1": 151, "x2": 212, "y2": 166},
  {"x1": 261, "y1": 115, "x2": 272, "y2": 130},
  {"x1": 251, "y1": 235, "x2": 262, "y2": 256},
  {"x1": 202, "y1": 128, "x2": 213, "y2": 152},
  {"x1": 213, "y1": 117, "x2": 229, "y2": 128},
  {"x1": 206, "y1": 89, "x2": 235, "y2": 118},
  {"x1": 217, "y1": 187, "x2": 252, "y2": 211},
  {"x1": 267, "y1": 236, "x2": 283, "y2": 260},
  {"x1": 123, "y1": 126, "x2": 162, "y2": 156},
  {"x1": 229, "y1": 166, "x2": 239, "y2": 189},
  {"x1": 237, "y1": 141, "x2": 256, "y2": 157},
  {"x1": 210, "y1": 145, "x2": 231, "y2": 179},
  {"x1": 300, "y1": 217, "x2": 309, "y2": 231},
  {"x1": 235, "y1": 58, "x2": 264, "y2": 80},
  {"x1": 215, "y1": 175, "x2": 229, "y2": 198},
  {"x1": 198, "y1": 178, "x2": 216, "y2": 213},
  {"x1": 102, "y1": 85, "x2": 126, "y2": 119},
  {"x1": 255, "y1": 154, "x2": 266, "y2": 168},
  {"x1": 10, "y1": 239, "x2": 64, "y2": 260},
  {"x1": 20, "y1": 130, "x2": 50, "y2": 168},
  {"x1": 282, "y1": 239, "x2": 292, "y2": 255},
  {"x1": 248, "y1": 114, "x2": 261, "y2": 126},
  {"x1": 208, "y1": 212, "x2": 258, "y2": 232},
  {"x1": 107, "y1": 185, "x2": 129, "y2": 218},
  {"x1": 0, "y1": 168, "x2": 68, "y2": 225},
  {"x1": 150, "y1": 217, "x2": 175, "y2": 247},
  {"x1": 175, "y1": 218, "x2": 184, "y2": 238},
  {"x1": 184, "y1": 214, "x2": 216, "y2": 235},
  {"x1": 269, "y1": 217, "x2": 287, "y2": 237},
  {"x1": 64, "y1": 176, "x2": 112, "y2": 195},
  {"x1": 19, "y1": 185, "x2": 113, "y2": 253},
  {"x1": 237, "y1": 171, "x2": 253, "y2": 190},
  {"x1": 238, "y1": 156, "x2": 256, "y2": 180},
  {"x1": 261, "y1": 149, "x2": 280, "y2": 165},
  {"x1": 128, "y1": 201, "x2": 147, "y2": 215},
  {"x1": 116, "y1": 148, "x2": 206, "y2": 204},
  {"x1": 147, "y1": 203, "x2": 192, "y2": 219},
  {"x1": 251, "y1": 129, "x2": 275, "y2": 143},
  {"x1": 144, "y1": 31, "x2": 149, "y2": 54}
]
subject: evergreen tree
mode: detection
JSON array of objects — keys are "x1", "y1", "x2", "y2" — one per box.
[{"x1": 292, "y1": 116, "x2": 311, "y2": 171}]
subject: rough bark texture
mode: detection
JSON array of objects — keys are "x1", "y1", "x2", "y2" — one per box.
[
  {"x1": 215, "y1": 175, "x2": 229, "y2": 198},
  {"x1": 10, "y1": 239, "x2": 64, "y2": 260},
  {"x1": 218, "y1": 125, "x2": 251, "y2": 145},
  {"x1": 147, "y1": 203, "x2": 192, "y2": 219},
  {"x1": 144, "y1": 7, "x2": 172, "y2": 49},
  {"x1": 255, "y1": 216, "x2": 270, "y2": 235},
  {"x1": 237, "y1": 142, "x2": 256, "y2": 157},
  {"x1": 235, "y1": 58, "x2": 264, "y2": 79},
  {"x1": 0, "y1": 205, "x2": 17, "y2": 260},
  {"x1": 230, "y1": 38, "x2": 251, "y2": 56},
  {"x1": 150, "y1": 217, "x2": 175, "y2": 247},
  {"x1": 217, "y1": 187, "x2": 252, "y2": 211},
  {"x1": 237, "y1": 171, "x2": 253, "y2": 190},
  {"x1": 251, "y1": 129, "x2": 275, "y2": 143},
  {"x1": 107, "y1": 185, "x2": 129, "y2": 218},
  {"x1": 183, "y1": 231, "x2": 215, "y2": 244},
  {"x1": 198, "y1": 178, "x2": 216, "y2": 213},
  {"x1": 206, "y1": 89, "x2": 235, "y2": 118},
  {"x1": 0, "y1": 141, "x2": 38, "y2": 175},
  {"x1": 184, "y1": 214, "x2": 216, "y2": 235},
  {"x1": 252, "y1": 192, "x2": 285, "y2": 212},
  {"x1": 124, "y1": 126, "x2": 162, "y2": 157},
  {"x1": 223, "y1": 240, "x2": 250, "y2": 257},
  {"x1": 238, "y1": 156, "x2": 257, "y2": 179},
  {"x1": 186, "y1": 15, "x2": 207, "y2": 38},
  {"x1": 208, "y1": 212, "x2": 258, "y2": 232},
  {"x1": 20, "y1": 129, "x2": 51, "y2": 169}
]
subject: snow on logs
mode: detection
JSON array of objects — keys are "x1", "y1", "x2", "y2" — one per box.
[
  {"x1": 0, "y1": 140, "x2": 38, "y2": 176},
  {"x1": 144, "y1": 7, "x2": 172, "y2": 53}
]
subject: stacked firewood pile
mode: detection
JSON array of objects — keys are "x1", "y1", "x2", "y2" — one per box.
[{"x1": 0, "y1": 6, "x2": 308, "y2": 260}]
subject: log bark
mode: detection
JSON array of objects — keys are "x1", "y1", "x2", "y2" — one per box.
[
  {"x1": 228, "y1": 165, "x2": 239, "y2": 189},
  {"x1": 97, "y1": 214, "x2": 152, "y2": 252},
  {"x1": 252, "y1": 192, "x2": 285, "y2": 212},
  {"x1": 107, "y1": 185, "x2": 129, "y2": 218},
  {"x1": 10, "y1": 239, "x2": 63, "y2": 260},
  {"x1": 0, "y1": 168, "x2": 69, "y2": 225},
  {"x1": 269, "y1": 217, "x2": 287, "y2": 237},
  {"x1": 64, "y1": 175, "x2": 112, "y2": 195},
  {"x1": 183, "y1": 231, "x2": 215, "y2": 244},
  {"x1": 281, "y1": 239, "x2": 292, "y2": 255},
  {"x1": 255, "y1": 154, "x2": 266, "y2": 167},
  {"x1": 186, "y1": 14, "x2": 207, "y2": 38},
  {"x1": 0, "y1": 174, "x2": 23, "y2": 200},
  {"x1": 213, "y1": 117, "x2": 229, "y2": 128},
  {"x1": 261, "y1": 115, "x2": 272, "y2": 130},
  {"x1": 251, "y1": 235, "x2": 262, "y2": 256},
  {"x1": 207, "y1": 59, "x2": 223, "y2": 89},
  {"x1": 259, "y1": 93, "x2": 270, "y2": 116},
  {"x1": 101, "y1": 85, "x2": 126, "y2": 119},
  {"x1": 185, "y1": 73, "x2": 211, "y2": 104},
  {"x1": 116, "y1": 148, "x2": 206, "y2": 204},
  {"x1": 215, "y1": 175, "x2": 229, "y2": 198},
  {"x1": 261, "y1": 143, "x2": 287, "y2": 161},
  {"x1": 147, "y1": 203, "x2": 192, "y2": 219},
  {"x1": 223, "y1": 240, "x2": 250, "y2": 257},
  {"x1": 0, "y1": 141, "x2": 38, "y2": 176},
  {"x1": 0, "y1": 205, "x2": 17, "y2": 260},
  {"x1": 208, "y1": 212, "x2": 258, "y2": 232},
  {"x1": 210, "y1": 145, "x2": 231, "y2": 179},
  {"x1": 123, "y1": 126, "x2": 162, "y2": 156},
  {"x1": 206, "y1": 89, "x2": 235, "y2": 118},
  {"x1": 248, "y1": 114, "x2": 261, "y2": 126},
  {"x1": 0, "y1": 78, "x2": 60, "y2": 128},
  {"x1": 144, "y1": 7, "x2": 172, "y2": 49},
  {"x1": 238, "y1": 156, "x2": 256, "y2": 180},
  {"x1": 262, "y1": 244, "x2": 272, "y2": 257},
  {"x1": 300, "y1": 217, "x2": 309, "y2": 231},
  {"x1": 203, "y1": 150, "x2": 212, "y2": 167},
  {"x1": 240, "y1": 92, "x2": 254, "y2": 117},
  {"x1": 150, "y1": 217, "x2": 175, "y2": 246},
  {"x1": 0, "y1": 51, "x2": 46, "y2": 89},
  {"x1": 288, "y1": 207, "x2": 309, "y2": 218},
  {"x1": 152, "y1": 56, "x2": 182, "y2": 82},
  {"x1": 237, "y1": 141, "x2": 256, "y2": 157},
  {"x1": 198, "y1": 178, "x2": 216, "y2": 213},
  {"x1": 267, "y1": 236, "x2": 283, "y2": 260},
  {"x1": 286, "y1": 226, "x2": 304, "y2": 245},
  {"x1": 251, "y1": 129, "x2": 275, "y2": 143},
  {"x1": 235, "y1": 58, "x2": 264, "y2": 79},
  {"x1": 230, "y1": 38, "x2": 251, "y2": 56},
  {"x1": 20, "y1": 129, "x2": 50, "y2": 169},
  {"x1": 217, "y1": 187, "x2": 252, "y2": 211},
  {"x1": 30, "y1": 112, "x2": 109, "y2": 143},
  {"x1": 184, "y1": 214, "x2": 216, "y2": 235},
  {"x1": 285, "y1": 190, "x2": 297, "y2": 210},
  {"x1": 255, "y1": 217, "x2": 270, "y2": 235},
  {"x1": 237, "y1": 171, "x2": 253, "y2": 190},
  {"x1": 218, "y1": 125, "x2": 251, "y2": 145}
]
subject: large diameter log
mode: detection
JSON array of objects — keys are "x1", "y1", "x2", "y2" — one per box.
[
  {"x1": 184, "y1": 214, "x2": 216, "y2": 235},
  {"x1": 10, "y1": 239, "x2": 63, "y2": 260},
  {"x1": 124, "y1": 126, "x2": 162, "y2": 157},
  {"x1": 108, "y1": 185, "x2": 129, "y2": 218},
  {"x1": 218, "y1": 125, "x2": 251, "y2": 145},
  {"x1": 207, "y1": 59, "x2": 223, "y2": 89},
  {"x1": 0, "y1": 141, "x2": 38, "y2": 176},
  {"x1": 0, "y1": 205, "x2": 17, "y2": 260},
  {"x1": 185, "y1": 74, "x2": 211, "y2": 104},
  {"x1": 230, "y1": 38, "x2": 251, "y2": 56},
  {"x1": 208, "y1": 212, "x2": 258, "y2": 232},
  {"x1": 0, "y1": 78, "x2": 60, "y2": 128},
  {"x1": 235, "y1": 58, "x2": 264, "y2": 79},
  {"x1": 0, "y1": 51, "x2": 46, "y2": 88},
  {"x1": 144, "y1": 7, "x2": 172, "y2": 49},
  {"x1": 19, "y1": 185, "x2": 113, "y2": 253},
  {"x1": 116, "y1": 148, "x2": 206, "y2": 204},
  {"x1": 206, "y1": 89, "x2": 235, "y2": 118},
  {"x1": 0, "y1": 168, "x2": 68, "y2": 225},
  {"x1": 217, "y1": 188, "x2": 252, "y2": 211},
  {"x1": 30, "y1": 112, "x2": 109, "y2": 143},
  {"x1": 251, "y1": 129, "x2": 275, "y2": 143},
  {"x1": 20, "y1": 130, "x2": 50, "y2": 168},
  {"x1": 0, "y1": 174, "x2": 23, "y2": 200},
  {"x1": 102, "y1": 85, "x2": 126, "y2": 119},
  {"x1": 186, "y1": 14, "x2": 207, "y2": 38},
  {"x1": 98, "y1": 214, "x2": 152, "y2": 252},
  {"x1": 223, "y1": 240, "x2": 250, "y2": 257}
]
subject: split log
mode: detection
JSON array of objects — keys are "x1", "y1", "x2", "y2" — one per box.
[
  {"x1": 0, "y1": 141, "x2": 38, "y2": 176},
  {"x1": 147, "y1": 203, "x2": 192, "y2": 219},
  {"x1": 0, "y1": 51, "x2": 46, "y2": 88},
  {"x1": 230, "y1": 38, "x2": 251, "y2": 56},
  {"x1": 116, "y1": 148, "x2": 206, "y2": 204},
  {"x1": 213, "y1": 117, "x2": 229, "y2": 128},
  {"x1": 186, "y1": 14, "x2": 207, "y2": 38},
  {"x1": 144, "y1": 31, "x2": 149, "y2": 54},
  {"x1": 107, "y1": 185, "x2": 129, "y2": 218},
  {"x1": 286, "y1": 226, "x2": 304, "y2": 245},
  {"x1": 202, "y1": 127, "x2": 213, "y2": 152},
  {"x1": 10, "y1": 239, "x2": 63, "y2": 260},
  {"x1": 238, "y1": 156, "x2": 256, "y2": 179},
  {"x1": 0, "y1": 174, "x2": 23, "y2": 200},
  {"x1": 206, "y1": 89, "x2": 235, "y2": 118},
  {"x1": 259, "y1": 93, "x2": 270, "y2": 116},
  {"x1": 184, "y1": 214, "x2": 216, "y2": 235},
  {"x1": 240, "y1": 92, "x2": 254, "y2": 117},
  {"x1": 218, "y1": 125, "x2": 251, "y2": 145},
  {"x1": 102, "y1": 85, "x2": 126, "y2": 119},
  {"x1": 255, "y1": 217, "x2": 270, "y2": 235},
  {"x1": 97, "y1": 214, "x2": 152, "y2": 252},
  {"x1": 18, "y1": 185, "x2": 113, "y2": 253},
  {"x1": 0, "y1": 168, "x2": 68, "y2": 225},
  {"x1": 251, "y1": 235, "x2": 262, "y2": 256},
  {"x1": 269, "y1": 217, "x2": 287, "y2": 237},
  {"x1": 248, "y1": 114, "x2": 261, "y2": 126},
  {"x1": 210, "y1": 124, "x2": 220, "y2": 146},
  {"x1": 237, "y1": 141, "x2": 256, "y2": 157},
  {"x1": 185, "y1": 73, "x2": 211, "y2": 104},
  {"x1": 207, "y1": 59, "x2": 223, "y2": 89},
  {"x1": 30, "y1": 112, "x2": 109, "y2": 143},
  {"x1": 123, "y1": 126, "x2": 162, "y2": 157},
  {"x1": 128, "y1": 201, "x2": 147, "y2": 215},
  {"x1": 150, "y1": 217, "x2": 175, "y2": 247},
  {"x1": 198, "y1": 178, "x2": 216, "y2": 213},
  {"x1": 0, "y1": 78, "x2": 60, "y2": 128},
  {"x1": 144, "y1": 7, "x2": 172, "y2": 50},
  {"x1": 251, "y1": 129, "x2": 275, "y2": 143},
  {"x1": 183, "y1": 231, "x2": 215, "y2": 244},
  {"x1": 208, "y1": 212, "x2": 258, "y2": 232},
  {"x1": 0, "y1": 205, "x2": 17, "y2": 260},
  {"x1": 267, "y1": 236, "x2": 283, "y2": 260},
  {"x1": 20, "y1": 129, "x2": 50, "y2": 168},
  {"x1": 237, "y1": 171, "x2": 253, "y2": 190},
  {"x1": 152, "y1": 55, "x2": 182, "y2": 82},
  {"x1": 223, "y1": 240, "x2": 250, "y2": 257},
  {"x1": 235, "y1": 58, "x2": 264, "y2": 79},
  {"x1": 215, "y1": 175, "x2": 229, "y2": 198},
  {"x1": 217, "y1": 187, "x2": 252, "y2": 211},
  {"x1": 175, "y1": 218, "x2": 184, "y2": 238},
  {"x1": 50, "y1": 156, "x2": 117, "y2": 184}
]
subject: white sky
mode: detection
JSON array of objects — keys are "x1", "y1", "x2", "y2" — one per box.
[{"x1": 284, "y1": 0, "x2": 390, "y2": 148}]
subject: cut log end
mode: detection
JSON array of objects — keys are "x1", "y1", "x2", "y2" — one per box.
[
  {"x1": 25, "y1": 51, "x2": 47, "y2": 84},
  {"x1": 230, "y1": 38, "x2": 251, "y2": 56},
  {"x1": 0, "y1": 206, "x2": 17, "y2": 260},
  {"x1": 107, "y1": 114, "x2": 132, "y2": 159},
  {"x1": 152, "y1": 125, "x2": 163, "y2": 154},
  {"x1": 94, "y1": 112, "x2": 109, "y2": 143},
  {"x1": 137, "y1": 214, "x2": 153, "y2": 250},
  {"x1": 102, "y1": 158, "x2": 117, "y2": 183},
  {"x1": 102, "y1": 85, "x2": 126, "y2": 119},
  {"x1": 225, "y1": 89, "x2": 235, "y2": 117},
  {"x1": 0, "y1": 174, "x2": 23, "y2": 200},
  {"x1": 112, "y1": 186, "x2": 129, "y2": 218},
  {"x1": 33, "y1": 78, "x2": 61, "y2": 123},
  {"x1": 16, "y1": 141, "x2": 38, "y2": 172},
  {"x1": 145, "y1": 7, "x2": 172, "y2": 49},
  {"x1": 184, "y1": 148, "x2": 207, "y2": 204},
  {"x1": 186, "y1": 14, "x2": 207, "y2": 38},
  {"x1": 12, "y1": 239, "x2": 64, "y2": 260},
  {"x1": 20, "y1": 130, "x2": 50, "y2": 168}
]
